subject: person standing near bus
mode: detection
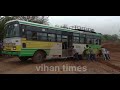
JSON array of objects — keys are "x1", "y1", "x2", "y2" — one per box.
[
  {"x1": 101, "y1": 47, "x2": 108, "y2": 60},
  {"x1": 71, "y1": 46, "x2": 79, "y2": 60},
  {"x1": 96, "y1": 48, "x2": 102, "y2": 57},
  {"x1": 84, "y1": 45, "x2": 90, "y2": 60},
  {"x1": 106, "y1": 49, "x2": 110, "y2": 60},
  {"x1": 89, "y1": 47, "x2": 96, "y2": 61}
]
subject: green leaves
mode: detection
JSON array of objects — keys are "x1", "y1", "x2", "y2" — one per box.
[{"x1": 102, "y1": 34, "x2": 119, "y2": 42}]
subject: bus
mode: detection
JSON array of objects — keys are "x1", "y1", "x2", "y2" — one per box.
[{"x1": 2, "y1": 20, "x2": 102, "y2": 63}]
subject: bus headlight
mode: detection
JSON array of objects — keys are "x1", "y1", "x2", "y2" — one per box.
[{"x1": 13, "y1": 46, "x2": 16, "y2": 50}]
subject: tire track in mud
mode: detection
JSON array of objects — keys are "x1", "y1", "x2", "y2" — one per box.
[
  {"x1": 97, "y1": 60, "x2": 120, "y2": 73},
  {"x1": 94, "y1": 61, "x2": 119, "y2": 74},
  {"x1": 70, "y1": 59, "x2": 120, "y2": 74},
  {"x1": 74, "y1": 61, "x2": 110, "y2": 74}
]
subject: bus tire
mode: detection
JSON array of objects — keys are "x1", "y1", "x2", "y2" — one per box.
[
  {"x1": 19, "y1": 57, "x2": 29, "y2": 62},
  {"x1": 32, "y1": 51, "x2": 46, "y2": 63}
]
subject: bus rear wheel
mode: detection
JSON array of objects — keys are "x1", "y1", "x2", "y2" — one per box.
[
  {"x1": 19, "y1": 57, "x2": 29, "y2": 62},
  {"x1": 32, "y1": 51, "x2": 46, "y2": 63}
]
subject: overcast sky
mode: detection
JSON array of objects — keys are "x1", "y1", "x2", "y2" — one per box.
[{"x1": 49, "y1": 16, "x2": 120, "y2": 35}]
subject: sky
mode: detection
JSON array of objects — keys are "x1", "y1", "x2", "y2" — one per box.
[{"x1": 49, "y1": 16, "x2": 120, "y2": 35}]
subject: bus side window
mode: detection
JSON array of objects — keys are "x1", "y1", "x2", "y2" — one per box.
[
  {"x1": 80, "y1": 37, "x2": 85, "y2": 44},
  {"x1": 73, "y1": 36, "x2": 79, "y2": 43},
  {"x1": 31, "y1": 32, "x2": 37, "y2": 40},
  {"x1": 37, "y1": 32, "x2": 47, "y2": 41},
  {"x1": 48, "y1": 34, "x2": 55, "y2": 42},
  {"x1": 26, "y1": 31, "x2": 32, "y2": 40},
  {"x1": 27, "y1": 31, "x2": 37, "y2": 40},
  {"x1": 21, "y1": 24, "x2": 26, "y2": 38},
  {"x1": 57, "y1": 35, "x2": 61, "y2": 42},
  {"x1": 62, "y1": 35, "x2": 68, "y2": 42},
  {"x1": 80, "y1": 34, "x2": 85, "y2": 44},
  {"x1": 89, "y1": 39, "x2": 92, "y2": 44},
  {"x1": 96, "y1": 39, "x2": 98, "y2": 45}
]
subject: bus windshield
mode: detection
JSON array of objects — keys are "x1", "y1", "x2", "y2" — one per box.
[{"x1": 5, "y1": 23, "x2": 20, "y2": 38}]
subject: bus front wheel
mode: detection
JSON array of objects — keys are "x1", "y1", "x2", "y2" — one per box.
[
  {"x1": 19, "y1": 57, "x2": 29, "y2": 62},
  {"x1": 32, "y1": 51, "x2": 46, "y2": 63}
]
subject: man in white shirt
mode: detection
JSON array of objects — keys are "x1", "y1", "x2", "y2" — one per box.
[
  {"x1": 106, "y1": 49, "x2": 110, "y2": 60},
  {"x1": 101, "y1": 47, "x2": 108, "y2": 60},
  {"x1": 71, "y1": 46, "x2": 79, "y2": 60}
]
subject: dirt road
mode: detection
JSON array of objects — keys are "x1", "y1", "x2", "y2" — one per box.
[{"x1": 0, "y1": 51, "x2": 120, "y2": 74}]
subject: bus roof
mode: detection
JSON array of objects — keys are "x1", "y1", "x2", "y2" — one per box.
[{"x1": 6, "y1": 20, "x2": 102, "y2": 36}]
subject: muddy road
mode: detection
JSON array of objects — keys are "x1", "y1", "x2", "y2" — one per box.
[{"x1": 0, "y1": 51, "x2": 120, "y2": 74}]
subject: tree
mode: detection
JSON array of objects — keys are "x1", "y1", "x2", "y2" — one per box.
[
  {"x1": 36, "y1": 16, "x2": 49, "y2": 25},
  {"x1": 55, "y1": 24, "x2": 69, "y2": 28},
  {"x1": 60, "y1": 24, "x2": 68, "y2": 28},
  {"x1": 55, "y1": 25, "x2": 60, "y2": 27},
  {"x1": 101, "y1": 34, "x2": 119, "y2": 42},
  {"x1": 13, "y1": 16, "x2": 49, "y2": 24},
  {"x1": 111, "y1": 34, "x2": 119, "y2": 41}
]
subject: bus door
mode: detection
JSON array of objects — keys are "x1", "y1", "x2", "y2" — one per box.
[
  {"x1": 62, "y1": 32, "x2": 73, "y2": 57},
  {"x1": 67, "y1": 33, "x2": 73, "y2": 57},
  {"x1": 68, "y1": 32, "x2": 73, "y2": 48}
]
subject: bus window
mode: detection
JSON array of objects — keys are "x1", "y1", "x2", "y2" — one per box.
[
  {"x1": 98, "y1": 36, "x2": 101, "y2": 45},
  {"x1": 73, "y1": 33, "x2": 79, "y2": 37},
  {"x1": 89, "y1": 39, "x2": 92, "y2": 44},
  {"x1": 86, "y1": 35, "x2": 89, "y2": 44},
  {"x1": 73, "y1": 36, "x2": 79, "y2": 43},
  {"x1": 32, "y1": 32, "x2": 37, "y2": 40},
  {"x1": 95, "y1": 39, "x2": 98, "y2": 45},
  {"x1": 62, "y1": 35, "x2": 68, "y2": 42},
  {"x1": 57, "y1": 35, "x2": 61, "y2": 42},
  {"x1": 48, "y1": 34, "x2": 55, "y2": 42},
  {"x1": 12, "y1": 24, "x2": 20, "y2": 37},
  {"x1": 26, "y1": 31, "x2": 32, "y2": 40},
  {"x1": 86, "y1": 35, "x2": 95, "y2": 44},
  {"x1": 26, "y1": 31, "x2": 37, "y2": 40},
  {"x1": 80, "y1": 34, "x2": 86, "y2": 44},
  {"x1": 91, "y1": 39, "x2": 94, "y2": 44},
  {"x1": 37, "y1": 32, "x2": 47, "y2": 41},
  {"x1": 5, "y1": 23, "x2": 20, "y2": 38},
  {"x1": 89, "y1": 38, "x2": 95, "y2": 44},
  {"x1": 93, "y1": 39, "x2": 96, "y2": 44},
  {"x1": 96, "y1": 39, "x2": 101, "y2": 45},
  {"x1": 73, "y1": 33, "x2": 79, "y2": 43},
  {"x1": 20, "y1": 24, "x2": 26, "y2": 38},
  {"x1": 26, "y1": 25, "x2": 39, "y2": 32},
  {"x1": 80, "y1": 37, "x2": 85, "y2": 44},
  {"x1": 56, "y1": 31, "x2": 62, "y2": 35}
]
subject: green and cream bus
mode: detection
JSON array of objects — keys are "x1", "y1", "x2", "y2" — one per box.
[{"x1": 2, "y1": 20, "x2": 102, "y2": 63}]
